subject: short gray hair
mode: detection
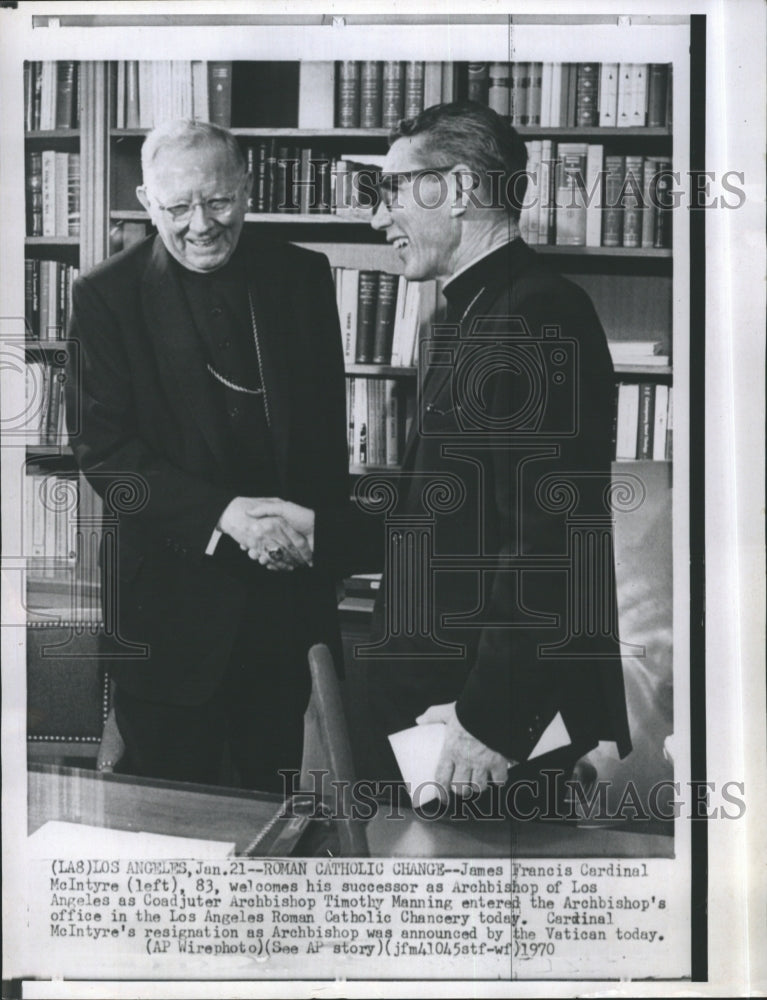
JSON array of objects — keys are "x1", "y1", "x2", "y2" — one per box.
[{"x1": 141, "y1": 119, "x2": 246, "y2": 183}]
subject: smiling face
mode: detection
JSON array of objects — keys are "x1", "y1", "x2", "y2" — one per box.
[
  {"x1": 370, "y1": 136, "x2": 461, "y2": 281},
  {"x1": 138, "y1": 142, "x2": 250, "y2": 273}
]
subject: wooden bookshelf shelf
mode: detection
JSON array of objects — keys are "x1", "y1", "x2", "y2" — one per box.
[
  {"x1": 24, "y1": 340, "x2": 70, "y2": 351},
  {"x1": 25, "y1": 129, "x2": 81, "y2": 141},
  {"x1": 613, "y1": 364, "x2": 673, "y2": 376},
  {"x1": 112, "y1": 127, "x2": 392, "y2": 140},
  {"x1": 25, "y1": 236, "x2": 80, "y2": 247},
  {"x1": 109, "y1": 126, "x2": 671, "y2": 141},
  {"x1": 27, "y1": 444, "x2": 73, "y2": 458},
  {"x1": 516, "y1": 126, "x2": 671, "y2": 139},
  {"x1": 346, "y1": 364, "x2": 416, "y2": 377},
  {"x1": 536, "y1": 245, "x2": 672, "y2": 258},
  {"x1": 350, "y1": 464, "x2": 399, "y2": 475}
]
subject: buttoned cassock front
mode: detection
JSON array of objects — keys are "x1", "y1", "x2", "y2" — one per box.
[{"x1": 66, "y1": 234, "x2": 349, "y2": 712}]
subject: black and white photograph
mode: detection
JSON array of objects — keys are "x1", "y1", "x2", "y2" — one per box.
[{"x1": 1, "y1": 1, "x2": 764, "y2": 995}]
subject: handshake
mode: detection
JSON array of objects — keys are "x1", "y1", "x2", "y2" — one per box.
[{"x1": 218, "y1": 497, "x2": 316, "y2": 571}]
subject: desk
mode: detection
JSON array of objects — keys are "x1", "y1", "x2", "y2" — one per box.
[
  {"x1": 366, "y1": 810, "x2": 674, "y2": 858},
  {"x1": 28, "y1": 764, "x2": 317, "y2": 856},
  {"x1": 29, "y1": 765, "x2": 673, "y2": 858}
]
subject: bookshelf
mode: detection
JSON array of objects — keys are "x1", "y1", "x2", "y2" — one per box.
[{"x1": 20, "y1": 39, "x2": 682, "y2": 758}]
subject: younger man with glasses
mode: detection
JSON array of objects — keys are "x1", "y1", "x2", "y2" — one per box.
[
  {"x1": 251, "y1": 102, "x2": 632, "y2": 812},
  {"x1": 66, "y1": 119, "x2": 349, "y2": 789}
]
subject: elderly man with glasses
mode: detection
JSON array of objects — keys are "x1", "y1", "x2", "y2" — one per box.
[{"x1": 66, "y1": 119, "x2": 349, "y2": 790}]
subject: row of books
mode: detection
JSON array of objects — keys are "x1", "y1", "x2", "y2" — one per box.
[
  {"x1": 346, "y1": 377, "x2": 403, "y2": 467},
  {"x1": 334, "y1": 268, "x2": 432, "y2": 368},
  {"x1": 24, "y1": 261, "x2": 78, "y2": 341},
  {"x1": 25, "y1": 363, "x2": 68, "y2": 447},
  {"x1": 111, "y1": 60, "x2": 232, "y2": 130},
  {"x1": 519, "y1": 144, "x2": 672, "y2": 248},
  {"x1": 242, "y1": 144, "x2": 380, "y2": 215},
  {"x1": 26, "y1": 151, "x2": 81, "y2": 237},
  {"x1": 468, "y1": 62, "x2": 671, "y2": 129},
  {"x1": 615, "y1": 383, "x2": 673, "y2": 461},
  {"x1": 23, "y1": 61, "x2": 79, "y2": 131},
  {"x1": 335, "y1": 61, "x2": 428, "y2": 128},
  {"x1": 24, "y1": 471, "x2": 78, "y2": 579}
]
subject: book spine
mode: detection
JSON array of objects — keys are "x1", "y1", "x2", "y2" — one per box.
[
  {"x1": 346, "y1": 378, "x2": 355, "y2": 464},
  {"x1": 40, "y1": 62, "x2": 55, "y2": 131},
  {"x1": 526, "y1": 62, "x2": 543, "y2": 126},
  {"x1": 360, "y1": 61, "x2": 382, "y2": 129},
  {"x1": 25, "y1": 260, "x2": 37, "y2": 338},
  {"x1": 537, "y1": 140, "x2": 553, "y2": 245},
  {"x1": 566, "y1": 63, "x2": 578, "y2": 127},
  {"x1": 575, "y1": 62, "x2": 599, "y2": 126},
  {"x1": 256, "y1": 141, "x2": 268, "y2": 212},
  {"x1": 554, "y1": 144, "x2": 588, "y2": 246},
  {"x1": 622, "y1": 155, "x2": 644, "y2": 248},
  {"x1": 382, "y1": 62, "x2": 405, "y2": 128},
  {"x1": 636, "y1": 383, "x2": 655, "y2": 459},
  {"x1": 404, "y1": 62, "x2": 425, "y2": 118},
  {"x1": 264, "y1": 139, "x2": 278, "y2": 213},
  {"x1": 355, "y1": 271, "x2": 379, "y2": 364},
  {"x1": 336, "y1": 62, "x2": 360, "y2": 128},
  {"x1": 629, "y1": 64, "x2": 648, "y2": 127},
  {"x1": 384, "y1": 380, "x2": 400, "y2": 465},
  {"x1": 24, "y1": 62, "x2": 33, "y2": 132},
  {"x1": 616, "y1": 63, "x2": 633, "y2": 127},
  {"x1": 341, "y1": 269, "x2": 359, "y2": 363},
  {"x1": 32, "y1": 61, "x2": 43, "y2": 131},
  {"x1": 652, "y1": 384, "x2": 670, "y2": 460},
  {"x1": 354, "y1": 378, "x2": 368, "y2": 465},
  {"x1": 297, "y1": 62, "x2": 335, "y2": 129},
  {"x1": 540, "y1": 62, "x2": 552, "y2": 126},
  {"x1": 26, "y1": 151, "x2": 43, "y2": 236},
  {"x1": 41, "y1": 150, "x2": 56, "y2": 237},
  {"x1": 510, "y1": 62, "x2": 528, "y2": 125},
  {"x1": 598, "y1": 63, "x2": 619, "y2": 126},
  {"x1": 372, "y1": 273, "x2": 399, "y2": 364},
  {"x1": 601, "y1": 155, "x2": 625, "y2": 247},
  {"x1": 652, "y1": 160, "x2": 673, "y2": 248},
  {"x1": 488, "y1": 62, "x2": 511, "y2": 118},
  {"x1": 276, "y1": 146, "x2": 298, "y2": 213},
  {"x1": 55, "y1": 61, "x2": 76, "y2": 129},
  {"x1": 641, "y1": 158, "x2": 657, "y2": 248},
  {"x1": 55, "y1": 152, "x2": 69, "y2": 236},
  {"x1": 584, "y1": 144, "x2": 604, "y2": 247},
  {"x1": 125, "y1": 61, "x2": 140, "y2": 128},
  {"x1": 207, "y1": 62, "x2": 233, "y2": 127},
  {"x1": 647, "y1": 64, "x2": 669, "y2": 127},
  {"x1": 467, "y1": 63, "x2": 490, "y2": 105},
  {"x1": 315, "y1": 155, "x2": 332, "y2": 214},
  {"x1": 615, "y1": 383, "x2": 640, "y2": 460},
  {"x1": 423, "y1": 63, "x2": 442, "y2": 108}
]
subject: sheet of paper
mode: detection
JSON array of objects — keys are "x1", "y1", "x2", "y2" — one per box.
[
  {"x1": 27, "y1": 820, "x2": 235, "y2": 858},
  {"x1": 527, "y1": 711, "x2": 571, "y2": 760},
  {"x1": 388, "y1": 722, "x2": 447, "y2": 806}
]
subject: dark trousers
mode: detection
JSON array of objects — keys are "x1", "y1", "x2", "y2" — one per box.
[{"x1": 114, "y1": 611, "x2": 310, "y2": 794}]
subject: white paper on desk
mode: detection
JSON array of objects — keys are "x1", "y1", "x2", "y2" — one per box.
[
  {"x1": 27, "y1": 820, "x2": 235, "y2": 858},
  {"x1": 526, "y1": 711, "x2": 571, "y2": 761},
  {"x1": 389, "y1": 712, "x2": 572, "y2": 803},
  {"x1": 388, "y1": 723, "x2": 447, "y2": 807}
]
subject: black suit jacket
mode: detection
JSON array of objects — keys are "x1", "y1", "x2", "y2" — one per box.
[
  {"x1": 66, "y1": 234, "x2": 349, "y2": 707},
  {"x1": 320, "y1": 239, "x2": 631, "y2": 769}
]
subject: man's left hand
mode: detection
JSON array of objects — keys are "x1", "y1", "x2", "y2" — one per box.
[{"x1": 416, "y1": 702, "x2": 512, "y2": 799}]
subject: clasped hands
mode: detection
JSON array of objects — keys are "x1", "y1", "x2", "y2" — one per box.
[{"x1": 219, "y1": 496, "x2": 315, "y2": 571}]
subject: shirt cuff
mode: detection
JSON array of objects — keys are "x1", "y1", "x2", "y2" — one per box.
[{"x1": 205, "y1": 527, "x2": 223, "y2": 556}]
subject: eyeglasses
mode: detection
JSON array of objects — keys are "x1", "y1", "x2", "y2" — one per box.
[
  {"x1": 376, "y1": 165, "x2": 456, "y2": 208},
  {"x1": 150, "y1": 185, "x2": 244, "y2": 224}
]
